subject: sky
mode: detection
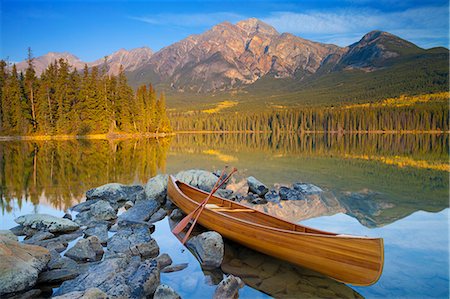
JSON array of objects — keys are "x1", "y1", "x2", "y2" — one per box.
[{"x1": 1, "y1": 0, "x2": 449, "y2": 62}]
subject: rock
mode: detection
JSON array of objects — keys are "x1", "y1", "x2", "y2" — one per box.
[
  {"x1": 109, "y1": 223, "x2": 119, "y2": 232},
  {"x1": 55, "y1": 257, "x2": 160, "y2": 298},
  {"x1": 148, "y1": 208, "x2": 167, "y2": 223},
  {"x1": 264, "y1": 189, "x2": 281, "y2": 202},
  {"x1": 119, "y1": 199, "x2": 160, "y2": 223},
  {"x1": 156, "y1": 253, "x2": 172, "y2": 269},
  {"x1": 0, "y1": 236, "x2": 50, "y2": 296},
  {"x1": 0, "y1": 229, "x2": 18, "y2": 241},
  {"x1": 187, "y1": 231, "x2": 224, "y2": 270},
  {"x1": 30, "y1": 230, "x2": 83, "y2": 251},
  {"x1": 245, "y1": 193, "x2": 267, "y2": 204},
  {"x1": 89, "y1": 200, "x2": 117, "y2": 221},
  {"x1": 160, "y1": 263, "x2": 188, "y2": 273},
  {"x1": 293, "y1": 182, "x2": 323, "y2": 195},
  {"x1": 53, "y1": 287, "x2": 108, "y2": 299},
  {"x1": 145, "y1": 174, "x2": 168, "y2": 203},
  {"x1": 164, "y1": 198, "x2": 176, "y2": 209},
  {"x1": 215, "y1": 188, "x2": 233, "y2": 199},
  {"x1": 279, "y1": 187, "x2": 304, "y2": 200},
  {"x1": 48, "y1": 250, "x2": 79, "y2": 270},
  {"x1": 124, "y1": 200, "x2": 134, "y2": 210},
  {"x1": 63, "y1": 213, "x2": 73, "y2": 220},
  {"x1": 7, "y1": 289, "x2": 42, "y2": 299},
  {"x1": 23, "y1": 231, "x2": 55, "y2": 244},
  {"x1": 9, "y1": 225, "x2": 26, "y2": 236},
  {"x1": 84, "y1": 224, "x2": 109, "y2": 245},
  {"x1": 213, "y1": 274, "x2": 244, "y2": 299},
  {"x1": 38, "y1": 268, "x2": 81, "y2": 284},
  {"x1": 154, "y1": 284, "x2": 181, "y2": 299},
  {"x1": 86, "y1": 183, "x2": 144, "y2": 204},
  {"x1": 64, "y1": 236, "x2": 104, "y2": 262},
  {"x1": 247, "y1": 176, "x2": 268, "y2": 197},
  {"x1": 15, "y1": 214, "x2": 79, "y2": 233},
  {"x1": 176, "y1": 169, "x2": 219, "y2": 192},
  {"x1": 71, "y1": 200, "x2": 100, "y2": 213},
  {"x1": 107, "y1": 224, "x2": 159, "y2": 259},
  {"x1": 169, "y1": 209, "x2": 184, "y2": 220}
]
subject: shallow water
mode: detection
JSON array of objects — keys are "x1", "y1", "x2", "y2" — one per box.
[{"x1": 0, "y1": 133, "x2": 448, "y2": 298}]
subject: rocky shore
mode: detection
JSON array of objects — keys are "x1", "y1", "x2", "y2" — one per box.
[{"x1": 0, "y1": 169, "x2": 330, "y2": 298}]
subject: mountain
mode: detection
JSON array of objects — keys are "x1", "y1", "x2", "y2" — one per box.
[{"x1": 16, "y1": 47, "x2": 153, "y2": 76}]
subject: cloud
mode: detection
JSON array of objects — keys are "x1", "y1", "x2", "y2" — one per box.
[
  {"x1": 261, "y1": 6, "x2": 449, "y2": 47},
  {"x1": 130, "y1": 12, "x2": 246, "y2": 28}
]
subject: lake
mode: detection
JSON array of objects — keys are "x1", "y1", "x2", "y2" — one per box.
[{"x1": 0, "y1": 133, "x2": 448, "y2": 298}]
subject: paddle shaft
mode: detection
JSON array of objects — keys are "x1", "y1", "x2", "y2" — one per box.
[
  {"x1": 171, "y1": 168, "x2": 228, "y2": 235},
  {"x1": 181, "y1": 168, "x2": 237, "y2": 244}
]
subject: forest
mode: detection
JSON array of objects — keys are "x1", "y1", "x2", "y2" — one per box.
[
  {"x1": 170, "y1": 93, "x2": 449, "y2": 133},
  {"x1": 0, "y1": 50, "x2": 171, "y2": 136}
]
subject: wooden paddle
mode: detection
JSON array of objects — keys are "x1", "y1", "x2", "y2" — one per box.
[
  {"x1": 180, "y1": 167, "x2": 237, "y2": 244},
  {"x1": 171, "y1": 167, "x2": 229, "y2": 235}
]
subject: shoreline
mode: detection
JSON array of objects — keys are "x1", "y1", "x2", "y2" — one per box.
[{"x1": 0, "y1": 130, "x2": 448, "y2": 141}]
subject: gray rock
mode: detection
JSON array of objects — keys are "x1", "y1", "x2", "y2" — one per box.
[
  {"x1": 160, "y1": 263, "x2": 188, "y2": 273},
  {"x1": 0, "y1": 236, "x2": 50, "y2": 296},
  {"x1": 264, "y1": 189, "x2": 281, "y2": 202},
  {"x1": 145, "y1": 174, "x2": 168, "y2": 203},
  {"x1": 89, "y1": 200, "x2": 117, "y2": 221},
  {"x1": 176, "y1": 169, "x2": 219, "y2": 192},
  {"x1": 148, "y1": 208, "x2": 167, "y2": 223},
  {"x1": 156, "y1": 253, "x2": 172, "y2": 269},
  {"x1": 213, "y1": 274, "x2": 244, "y2": 299},
  {"x1": 187, "y1": 231, "x2": 224, "y2": 270},
  {"x1": 84, "y1": 224, "x2": 109, "y2": 245},
  {"x1": 164, "y1": 199, "x2": 176, "y2": 209},
  {"x1": 215, "y1": 188, "x2": 233, "y2": 199},
  {"x1": 293, "y1": 182, "x2": 323, "y2": 194},
  {"x1": 55, "y1": 257, "x2": 160, "y2": 298},
  {"x1": 63, "y1": 213, "x2": 73, "y2": 220},
  {"x1": 30, "y1": 230, "x2": 83, "y2": 250},
  {"x1": 107, "y1": 224, "x2": 159, "y2": 259},
  {"x1": 37, "y1": 268, "x2": 81, "y2": 284},
  {"x1": 169, "y1": 209, "x2": 184, "y2": 220},
  {"x1": 23, "y1": 231, "x2": 55, "y2": 244},
  {"x1": 247, "y1": 176, "x2": 269, "y2": 197},
  {"x1": 245, "y1": 193, "x2": 267, "y2": 204},
  {"x1": 7, "y1": 289, "x2": 42, "y2": 299},
  {"x1": 0, "y1": 229, "x2": 18, "y2": 241},
  {"x1": 9, "y1": 225, "x2": 26, "y2": 236},
  {"x1": 119, "y1": 199, "x2": 160, "y2": 223},
  {"x1": 15, "y1": 214, "x2": 79, "y2": 233},
  {"x1": 64, "y1": 236, "x2": 104, "y2": 262},
  {"x1": 279, "y1": 187, "x2": 304, "y2": 200},
  {"x1": 124, "y1": 200, "x2": 134, "y2": 210},
  {"x1": 71, "y1": 200, "x2": 100, "y2": 213},
  {"x1": 154, "y1": 284, "x2": 181, "y2": 299},
  {"x1": 53, "y1": 287, "x2": 108, "y2": 299},
  {"x1": 48, "y1": 250, "x2": 79, "y2": 270},
  {"x1": 86, "y1": 183, "x2": 144, "y2": 204}
]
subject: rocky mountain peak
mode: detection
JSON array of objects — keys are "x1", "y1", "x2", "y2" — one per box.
[{"x1": 236, "y1": 18, "x2": 279, "y2": 36}]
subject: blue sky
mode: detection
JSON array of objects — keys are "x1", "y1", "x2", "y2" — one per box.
[{"x1": 1, "y1": 0, "x2": 448, "y2": 62}]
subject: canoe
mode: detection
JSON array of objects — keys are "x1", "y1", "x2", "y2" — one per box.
[{"x1": 167, "y1": 175, "x2": 384, "y2": 286}]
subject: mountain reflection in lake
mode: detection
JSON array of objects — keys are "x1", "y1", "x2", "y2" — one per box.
[{"x1": 0, "y1": 133, "x2": 448, "y2": 298}]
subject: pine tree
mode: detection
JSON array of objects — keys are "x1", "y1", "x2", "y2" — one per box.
[{"x1": 24, "y1": 48, "x2": 38, "y2": 131}]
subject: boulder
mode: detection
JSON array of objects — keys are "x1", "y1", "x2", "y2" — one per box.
[
  {"x1": 71, "y1": 200, "x2": 101, "y2": 213},
  {"x1": 37, "y1": 268, "x2": 81, "y2": 284},
  {"x1": 169, "y1": 209, "x2": 184, "y2": 220},
  {"x1": 176, "y1": 169, "x2": 219, "y2": 192},
  {"x1": 215, "y1": 188, "x2": 233, "y2": 199},
  {"x1": 156, "y1": 253, "x2": 172, "y2": 269},
  {"x1": 279, "y1": 187, "x2": 304, "y2": 201},
  {"x1": 148, "y1": 208, "x2": 167, "y2": 223},
  {"x1": 160, "y1": 263, "x2": 188, "y2": 273},
  {"x1": 0, "y1": 229, "x2": 18, "y2": 241},
  {"x1": 154, "y1": 284, "x2": 181, "y2": 299},
  {"x1": 48, "y1": 250, "x2": 79, "y2": 270},
  {"x1": 293, "y1": 182, "x2": 323, "y2": 195},
  {"x1": 107, "y1": 224, "x2": 159, "y2": 259},
  {"x1": 29, "y1": 230, "x2": 83, "y2": 252},
  {"x1": 89, "y1": 200, "x2": 117, "y2": 221},
  {"x1": 55, "y1": 257, "x2": 160, "y2": 298},
  {"x1": 9, "y1": 225, "x2": 26, "y2": 236},
  {"x1": 187, "y1": 231, "x2": 224, "y2": 270},
  {"x1": 245, "y1": 193, "x2": 267, "y2": 204},
  {"x1": 63, "y1": 213, "x2": 73, "y2": 220},
  {"x1": 247, "y1": 176, "x2": 268, "y2": 197},
  {"x1": 86, "y1": 183, "x2": 144, "y2": 204},
  {"x1": 53, "y1": 287, "x2": 108, "y2": 299},
  {"x1": 0, "y1": 236, "x2": 50, "y2": 296},
  {"x1": 84, "y1": 224, "x2": 109, "y2": 245},
  {"x1": 145, "y1": 174, "x2": 168, "y2": 203},
  {"x1": 64, "y1": 236, "x2": 104, "y2": 262},
  {"x1": 15, "y1": 214, "x2": 79, "y2": 233},
  {"x1": 264, "y1": 189, "x2": 281, "y2": 202},
  {"x1": 23, "y1": 231, "x2": 55, "y2": 244},
  {"x1": 119, "y1": 200, "x2": 160, "y2": 223},
  {"x1": 213, "y1": 275, "x2": 244, "y2": 299}
]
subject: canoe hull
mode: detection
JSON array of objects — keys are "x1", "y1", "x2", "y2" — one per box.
[{"x1": 167, "y1": 176, "x2": 384, "y2": 286}]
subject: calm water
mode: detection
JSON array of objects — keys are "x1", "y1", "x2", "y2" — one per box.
[{"x1": 0, "y1": 133, "x2": 448, "y2": 298}]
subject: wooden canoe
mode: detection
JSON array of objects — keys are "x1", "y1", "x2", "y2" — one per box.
[{"x1": 167, "y1": 175, "x2": 384, "y2": 286}]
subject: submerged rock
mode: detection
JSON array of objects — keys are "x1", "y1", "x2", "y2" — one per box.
[
  {"x1": 145, "y1": 174, "x2": 169, "y2": 203},
  {"x1": 187, "y1": 231, "x2": 224, "y2": 270},
  {"x1": 160, "y1": 263, "x2": 188, "y2": 273},
  {"x1": 0, "y1": 236, "x2": 50, "y2": 296},
  {"x1": 119, "y1": 200, "x2": 160, "y2": 223},
  {"x1": 176, "y1": 169, "x2": 219, "y2": 192},
  {"x1": 154, "y1": 284, "x2": 181, "y2": 299},
  {"x1": 247, "y1": 176, "x2": 268, "y2": 197},
  {"x1": 213, "y1": 274, "x2": 244, "y2": 299},
  {"x1": 215, "y1": 188, "x2": 234, "y2": 199},
  {"x1": 264, "y1": 189, "x2": 281, "y2": 202},
  {"x1": 15, "y1": 214, "x2": 79, "y2": 233},
  {"x1": 293, "y1": 182, "x2": 323, "y2": 195},
  {"x1": 279, "y1": 187, "x2": 304, "y2": 201},
  {"x1": 86, "y1": 183, "x2": 144, "y2": 204},
  {"x1": 64, "y1": 236, "x2": 104, "y2": 262}
]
